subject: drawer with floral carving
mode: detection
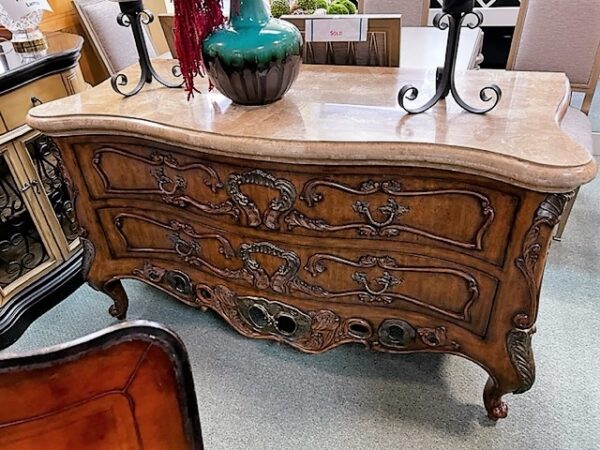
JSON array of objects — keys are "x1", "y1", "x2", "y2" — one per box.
[
  {"x1": 79, "y1": 141, "x2": 519, "y2": 266},
  {"x1": 99, "y1": 206, "x2": 500, "y2": 337}
]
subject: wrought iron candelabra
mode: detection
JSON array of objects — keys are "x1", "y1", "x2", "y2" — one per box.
[
  {"x1": 111, "y1": 0, "x2": 183, "y2": 97},
  {"x1": 398, "y1": 10, "x2": 502, "y2": 115}
]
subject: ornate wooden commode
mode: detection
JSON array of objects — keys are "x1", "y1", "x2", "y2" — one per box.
[{"x1": 27, "y1": 61, "x2": 597, "y2": 420}]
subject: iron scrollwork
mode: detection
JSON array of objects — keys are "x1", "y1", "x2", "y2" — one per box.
[
  {"x1": 398, "y1": 11, "x2": 501, "y2": 115},
  {"x1": 0, "y1": 156, "x2": 49, "y2": 288},
  {"x1": 27, "y1": 136, "x2": 80, "y2": 243},
  {"x1": 110, "y1": 2, "x2": 183, "y2": 97}
]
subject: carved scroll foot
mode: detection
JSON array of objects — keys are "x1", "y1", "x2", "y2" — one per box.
[
  {"x1": 102, "y1": 279, "x2": 129, "y2": 320},
  {"x1": 483, "y1": 326, "x2": 536, "y2": 421},
  {"x1": 483, "y1": 377, "x2": 509, "y2": 420},
  {"x1": 81, "y1": 237, "x2": 128, "y2": 319}
]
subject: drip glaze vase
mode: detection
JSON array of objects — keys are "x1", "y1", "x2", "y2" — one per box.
[{"x1": 202, "y1": 0, "x2": 303, "y2": 105}]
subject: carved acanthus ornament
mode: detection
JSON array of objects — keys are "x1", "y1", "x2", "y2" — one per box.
[
  {"x1": 515, "y1": 192, "x2": 574, "y2": 328},
  {"x1": 50, "y1": 140, "x2": 87, "y2": 239},
  {"x1": 226, "y1": 169, "x2": 297, "y2": 229},
  {"x1": 507, "y1": 326, "x2": 536, "y2": 394},
  {"x1": 80, "y1": 238, "x2": 95, "y2": 281}
]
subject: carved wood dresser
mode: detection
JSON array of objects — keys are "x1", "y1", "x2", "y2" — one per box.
[{"x1": 27, "y1": 62, "x2": 597, "y2": 420}]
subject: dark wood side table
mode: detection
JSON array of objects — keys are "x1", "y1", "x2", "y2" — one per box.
[{"x1": 0, "y1": 32, "x2": 86, "y2": 349}]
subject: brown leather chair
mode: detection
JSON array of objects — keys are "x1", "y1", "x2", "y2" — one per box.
[{"x1": 0, "y1": 321, "x2": 203, "y2": 450}]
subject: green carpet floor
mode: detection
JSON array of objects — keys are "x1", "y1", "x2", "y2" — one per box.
[{"x1": 3, "y1": 161, "x2": 599, "y2": 450}]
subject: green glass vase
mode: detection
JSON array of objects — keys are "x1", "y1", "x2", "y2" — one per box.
[{"x1": 202, "y1": 0, "x2": 303, "y2": 105}]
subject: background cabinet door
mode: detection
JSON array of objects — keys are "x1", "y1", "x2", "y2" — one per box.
[
  {"x1": 13, "y1": 133, "x2": 80, "y2": 258},
  {"x1": 0, "y1": 143, "x2": 62, "y2": 306}
]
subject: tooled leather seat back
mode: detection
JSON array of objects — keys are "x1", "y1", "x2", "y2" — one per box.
[{"x1": 0, "y1": 321, "x2": 203, "y2": 450}]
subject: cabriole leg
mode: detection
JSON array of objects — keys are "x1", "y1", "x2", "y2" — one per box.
[
  {"x1": 484, "y1": 326, "x2": 536, "y2": 420},
  {"x1": 81, "y1": 237, "x2": 130, "y2": 319},
  {"x1": 102, "y1": 279, "x2": 129, "y2": 320},
  {"x1": 483, "y1": 377, "x2": 510, "y2": 420}
]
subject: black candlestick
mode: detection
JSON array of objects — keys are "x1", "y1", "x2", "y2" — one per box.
[
  {"x1": 397, "y1": 10, "x2": 502, "y2": 115},
  {"x1": 111, "y1": 0, "x2": 183, "y2": 97}
]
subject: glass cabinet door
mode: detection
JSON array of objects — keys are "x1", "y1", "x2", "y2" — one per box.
[
  {"x1": 0, "y1": 145, "x2": 61, "y2": 305},
  {"x1": 12, "y1": 132, "x2": 80, "y2": 259},
  {"x1": 25, "y1": 135, "x2": 79, "y2": 251}
]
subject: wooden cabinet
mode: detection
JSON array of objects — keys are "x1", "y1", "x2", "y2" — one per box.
[
  {"x1": 28, "y1": 61, "x2": 597, "y2": 420},
  {"x1": 0, "y1": 143, "x2": 60, "y2": 297},
  {"x1": 0, "y1": 33, "x2": 85, "y2": 348}
]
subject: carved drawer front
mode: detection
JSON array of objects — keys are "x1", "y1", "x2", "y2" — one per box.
[
  {"x1": 83, "y1": 143, "x2": 518, "y2": 265},
  {"x1": 100, "y1": 207, "x2": 499, "y2": 337},
  {"x1": 287, "y1": 176, "x2": 517, "y2": 266},
  {"x1": 84, "y1": 144, "x2": 239, "y2": 221}
]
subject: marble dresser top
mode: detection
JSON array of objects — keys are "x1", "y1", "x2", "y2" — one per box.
[{"x1": 27, "y1": 61, "x2": 597, "y2": 192}]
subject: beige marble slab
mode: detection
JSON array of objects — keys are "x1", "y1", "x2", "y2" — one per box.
[{"x1": 27, "y1": 60, "x2": 597, "y2": 192}]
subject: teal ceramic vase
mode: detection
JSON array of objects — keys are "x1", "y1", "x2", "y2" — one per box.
[{"x1": 202, "y1": 0, "x2": 303, "y2": 105}]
